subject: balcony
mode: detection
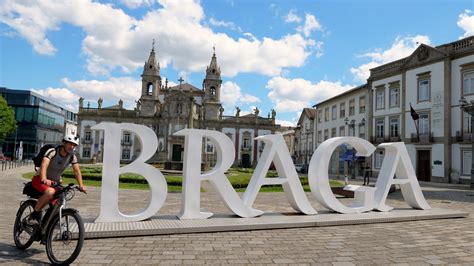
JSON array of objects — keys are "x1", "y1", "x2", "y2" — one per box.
[
  {"x1": 241, "y1": 145, "x2": 252, "y2": 151},
  {"x1": 389, "y1": 136, "x2": 401, "y2": 142},
  {"x1": 370, "y1": 136, "x2": 386, "y2": 144},
  {"x1": 121, "y1": 140, "x2": 133, "y2": 146},
  {"x1": 455, "y1": 131, "x2": 471, "y2": 142},
  {"x1": 411, "y1": 132, "x2": 433, "y2": 143},
  {"x1": 82, "y1": 139, "x2": 92, "y2": 144}
]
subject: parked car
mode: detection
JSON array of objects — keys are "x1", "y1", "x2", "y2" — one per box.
[{"x1": 0, "y1": 152, "x2": 11, "y2": 161}]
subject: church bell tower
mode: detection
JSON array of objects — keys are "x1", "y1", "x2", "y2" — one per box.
[
  {"x1": 202, "y1": 47, "x2": 223, "y2": 120},
  {"x1": 139, "y1": 41, "x2": 162, "y2": 117}
]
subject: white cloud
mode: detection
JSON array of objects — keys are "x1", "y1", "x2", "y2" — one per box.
[
  {"x1": 458, "y1": 10, "x2": 474, "y2": 38},
  {"x1": 119, "y1": 0, "x2": 157, "y2": 9},
  {"x1": 209, "y1": 17, "x2": 242, "y2": 32},
  {"x1": 62, "y1": 77, "x2": 141, "y2": 105},
  {"x1": 32, "y1": 76, "x2": 143, "y2": 111},
  {"x1": 350, "y1": 35, "x2": 431, "y2": 82},
  {"x1": 276, "y1": 119, "x2": 296, "y2": 127},
  {"x1": 32, "y1": 87, "x2": 80, "y2": 111},
  {"x1": 221, "y1": 81, "x2": 260, "y2": 110},
  {"x1": 296, "y1": 14, "x2": 322, "y2": 37},
  {"x1": 266, "y1": 77, "x2": 353, "y2": 113},
  {"x1": 0, "y1": 0, "x2": 318, "y2": 78},
  {"x1": 285, "y1": 9, "x2": 301, "y2": 23}
]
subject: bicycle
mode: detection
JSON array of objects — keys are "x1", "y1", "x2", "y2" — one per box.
[{"x1": 14, "y1": 181, "x2": 86, "y2": 265}]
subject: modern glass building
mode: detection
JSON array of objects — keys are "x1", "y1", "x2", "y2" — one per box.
[{"x1": 0, "y1": 87, "x2": 77, "y2": 160}]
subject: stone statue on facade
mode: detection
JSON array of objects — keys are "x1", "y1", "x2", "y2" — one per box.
[
  {"x1": 98, "y1": 98, "x2": 103, "y2": 109},
  {"x1": 135, "y1": 99, "x2": 141, "y2": 111},
  {"x1": 254, "y1": 107, "x2": 260, "y2": 116},
  {"x1": 79, "y1": 97, "x2": 84, "y2": 108},
  {"x1": 235, "y1": 106, "x2": 240, "y2": 117},
  {"x1": 119, "y1": 99, "x2": 123, "y2": 109},
  {"x1": 219, "y1": 106, "x2": 224, "y2": 118},
  {"x1": 271, "y1": 108, "x2": 276, "y2": 119}
]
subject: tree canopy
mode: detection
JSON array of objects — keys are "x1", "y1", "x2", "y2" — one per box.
[{"x1": 0, "y1": 95, "x2": 16, "y2": 142}]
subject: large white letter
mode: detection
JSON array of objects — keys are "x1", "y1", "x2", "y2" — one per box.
[
  {"x1": 373, "y1": 142, "x2": 431, "y2": 211},
  {"x1": 174, "y1": 129, "x2": 263, "y2": 220},
  {"x1": 242, "y1": 134, "x2": 317, "y2": 215},
  {"x1": 92, "y1": 123, "x2": 167, "y2": 222},
  {"x1": 308, "y1": 137, "x2": 376, "y2": 213}
]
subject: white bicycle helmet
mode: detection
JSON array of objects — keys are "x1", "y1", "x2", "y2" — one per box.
[{"x1": 63, "y1": 134, "x2": 80, "y2": 145}]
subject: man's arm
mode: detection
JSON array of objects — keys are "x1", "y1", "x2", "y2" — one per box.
[
  {"x1": 72, "y1": 162, "x2": 86, "y2": 192},
  {"x1": 40, "y1": 157, "x2": 52, "y2": 185}
]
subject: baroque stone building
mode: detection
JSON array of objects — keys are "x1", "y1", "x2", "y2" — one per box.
[{"x1": 78, "y1": 47, "x2": 282, "y2": 167}]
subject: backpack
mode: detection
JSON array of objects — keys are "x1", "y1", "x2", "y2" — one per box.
[{"x1": 33, "y1": 144, "x2": 57, "y2": 168}]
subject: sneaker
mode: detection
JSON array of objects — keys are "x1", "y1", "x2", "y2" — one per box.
[{"x1": 28, "y1": 211, "x2": 41, "y2": 226}]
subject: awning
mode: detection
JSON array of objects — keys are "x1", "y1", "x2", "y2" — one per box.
[{"x1": 339, "y1": 149, "x2": 365, "y2": 162}]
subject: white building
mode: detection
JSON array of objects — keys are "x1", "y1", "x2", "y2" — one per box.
[
  {"x1": 299, "y1": 36, "x2": 474, "y2": 184},
  {"x1": 294, "y1": 108, "x2": 316, "y2": 167},
  {"x1": 312, "y1": 84, "x2": 369, "y2": 177},
  {"x1": 368, "y1": 36, "x2": 474, "y2": 184}
]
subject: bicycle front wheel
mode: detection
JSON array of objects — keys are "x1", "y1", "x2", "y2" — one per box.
[
  {"x1": 13, "y1": 200, "x2": 37, "y2": 250},
  {"x1": 45, "y1": 210, "x2": 85, "y2": 265}
]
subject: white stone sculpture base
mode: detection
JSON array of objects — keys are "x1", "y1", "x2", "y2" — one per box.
[{"x1": 83, "y1": 208, "x2": 467, "y2": 239}]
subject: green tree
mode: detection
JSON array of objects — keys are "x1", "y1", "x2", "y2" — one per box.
[{"x1": 0, "y1": 95, "x2": 16, "y2": 143}]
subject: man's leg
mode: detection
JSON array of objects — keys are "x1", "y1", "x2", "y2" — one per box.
[{"x1": 34, "y1": 188, "x2": 55, "y2": 211}]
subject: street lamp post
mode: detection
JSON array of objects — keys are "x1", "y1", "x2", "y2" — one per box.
[
  {"x1": 459, "y1": 97, "x2": 474, "y2": 189},
  {"x1": 345, "y1": 118, "x2": 356, "y2": 179}
]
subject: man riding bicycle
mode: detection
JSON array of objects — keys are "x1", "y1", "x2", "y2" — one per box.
[{"x1": 29, "y1": 134, "x2": 87, "y2": 225}]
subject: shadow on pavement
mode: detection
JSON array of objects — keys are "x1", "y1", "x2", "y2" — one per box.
[
  {"x1": 0, "y1": 242, "x2": 46, "y2": 265},
  {"x1": 388, "y1": 189, "x2": 474, "y2": 203}
]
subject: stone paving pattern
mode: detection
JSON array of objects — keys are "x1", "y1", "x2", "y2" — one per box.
[{"x1": 1, "y1": 165, "x2": 474, "y2": 265}]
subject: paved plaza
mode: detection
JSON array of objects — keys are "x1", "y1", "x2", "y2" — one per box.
[{"x1": 1, "y1": 165, "x2": 474, "y2": 265}]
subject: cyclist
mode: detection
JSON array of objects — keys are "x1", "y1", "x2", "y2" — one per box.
[{"x1": 29, "y1": 134, "x2": 87, "y2": 225}]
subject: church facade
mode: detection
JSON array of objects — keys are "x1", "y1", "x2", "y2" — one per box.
[{"x1": 77, "y1": 47, "x2": 283, "y2": 167}]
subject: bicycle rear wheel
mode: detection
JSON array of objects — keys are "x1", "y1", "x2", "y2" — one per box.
[
  {"x1": 45, "y1": 210, "x2": 84, "y2": 265},
  {"x1": 13, "y1": 200, "x2": 37, "y2": 250}
]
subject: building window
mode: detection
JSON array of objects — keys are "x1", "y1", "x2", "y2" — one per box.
[
  {"x1": 82, "y1": 148, "x2": 91, "y2": 158},
  {"x1": 418, "y1": 76, "x2": 430, "y2": 102},
  {"x1": 463, "y1": 71, "x2": 474, "y2": 95},
  {"x1": 340, "y1": 103, "x2": 345, "y2": 118},
  {"x1": 147, "y1": 83, "x2": 153, "y2": 96},
  {"x1": 462, "y1": 150, "x2": 472, "y2": 175},
  {"x1": 390, "y1": 117, "x2": 399, "y2": 137},
  {"x1": 324, "y1": 107, "x2": 329, "y2": 121},
  {"x1": 359, "y1": 97, "x2": 366, "y2": 113},
  {"x1": 210, "y1": 87, "x2": 216, "y2": 99},
  {"x1": 376, "y1": 88, "x2": 385, "y2": 109},
  {"x1": 359, "y1": 124, "x2": 366, "y2": 139},
  {"x1": 85, "y1": 131, "x2": 91, "y2": 141},
  {"x1": 331, "y1": 105, "x2": 337, "y2": 120},
  {"x1": 339, "y1": 126, "x2": 345, "y2": 137},
  {"x1": 318, "y1": 110, "x2": 322, "y2": 123},
  {"x1": 318, "y1": 130, "x2": 322, "y2": 143},
  {"x1": 331, "y1": 128, "x2": 336, "y2": 138},
  {"x1": 324, "y1": 129, "x2": 329, "y2": 140},
  {"x1": 122, "y1": 149, "x2": 130, "y2": 160},
  {"x1": 389, "y1": 86, "x2": 399, "y2": 107},
  {"x1": 419, "y1": 113, "x2": 430, "y2": 136},
  {"x1": 176, "y1": 103, "x2": 183, "y2": 114},
  {"x1": 374, "y1": 150, "x2": 384, "y2": 169},
  {"x1": 464, "y1": 111, "x2": 472, "y2": 134},
  {"x1": 123, "y1": 133, "x2": 131, "y2": 144},
  {"x1": 376, "y1": 118, "x2": 384, "y2": 138},
  {"x1": 349, "y1": 99, "x2": 355, "y2": 116},
  {"x1": 243, "y1": 138, "x2": 251, "y2": 148}
]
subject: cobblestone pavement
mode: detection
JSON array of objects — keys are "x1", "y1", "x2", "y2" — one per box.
[{"x1": 1, "y1": 166, "x2": 473, "y2": 265}]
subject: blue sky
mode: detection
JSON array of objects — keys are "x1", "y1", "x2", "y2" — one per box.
[{"x1": 1, "y1": 0, "x2": 473, "y2": 126}]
